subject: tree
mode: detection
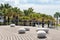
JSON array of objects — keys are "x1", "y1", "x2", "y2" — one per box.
[
  {"x1": 0, "y1": 12, "x2": 4, "y2": 16},
  {"x1": 0, "y1": 4, "x2": 4, "y2": 10},
  {"x1": 4, "y1": 3, "x2": 11, "y2": 9},
  {"x1": 54, "y1": 12, "x2": 60, "y2": 25},
  {"x1": 24, "y1": 8, "x2": 33, "y2": 16},
  {"x1": 24, "y1": 10, "x2": 28, "y2": 16},
  {"x1": 29, "y1": 13, "x2": 41, "y2": 20},
  {"x1": 28, "y1": 8, "x2": 33, "y2": 13},
  {"x1": 0, "y1": 3, "x2": 55, "y2": 26}
]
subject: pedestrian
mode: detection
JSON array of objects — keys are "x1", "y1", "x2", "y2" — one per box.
[
  {"x1": 32, "y1": 18, "x2": 36, "y2": 27},
  {"x1": 48, "y1": 20, "x2": 50, "y2": 28},
  {"x1": 37, "y1": 21, "x2": 41, "y2": 27},
  {"x1": 42, "y1": 19, "x2": 45, "y2": 28}
]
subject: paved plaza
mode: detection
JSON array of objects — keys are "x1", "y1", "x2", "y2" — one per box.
[{"x1": 0, "y1": 25, "x2": 60, "y2": 40}]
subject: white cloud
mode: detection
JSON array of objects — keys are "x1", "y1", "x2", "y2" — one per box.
[
  {"x1": 1, "y1": 0, "x2": 60, "y2": 16},
  {"x1": 38, "y1": 0, "x2": 49, "y2": 3},
  {"x1": 16, "y1": 4, "x2": 60, "y2": 16},
  {"x1": 5, "y1": 0, "x2": 19, "y2": 4},
  {"x1": 20, "y1": 0, "x2": 28, "y2": 3}
]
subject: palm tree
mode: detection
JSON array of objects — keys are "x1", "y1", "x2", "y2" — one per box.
[
  {"x1": 4, "y1": 3, "x2": 11, "y2": 9},
  {"x1": 24, "y1": 8, "x2": 33, "y2": 16},
  {"x1": 0, "y1": 3, "x2": 12, "y2": 25},
  {"x1": 0, "y1": 4, "x2": 4, "y2": 10},
  {"x1": 54, "y1": 12, "x2": 60, "y2": 25},
  {"x1": 28, "y1": 8, "x2": 33, "y2": 13},
  {"x1": 15, "y1": 16, "x2": 18, "y2": 25}
]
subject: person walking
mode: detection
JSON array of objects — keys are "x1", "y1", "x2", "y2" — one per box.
[
  {"x1": 32, "y1": 18, "x2": 36, "y2": 27},
  {"x1": 37, "y1": 21, "x2": 41, "y2": 27},
  {"x1": 42, "y1": 19, "x2": 45, "y2": 28},
  {"x1": 48, "y1": 20, "x2": 50, "y2": 28}
]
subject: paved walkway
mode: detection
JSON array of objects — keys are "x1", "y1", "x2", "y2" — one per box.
[{"x1": 0, "y1": 26, "x2": 60, "y2": 40}]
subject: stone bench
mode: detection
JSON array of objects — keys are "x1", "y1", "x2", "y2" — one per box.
[
  {"x1": 18, "y1": 28, "x2": 26, "y2": 34},
  {"x1": 24, "y1": 27, "x2": 30, "y2": 31},
  {"x1": 37, "y1": 31, "x2": 46, "y2": 38},
  {"x1": 36, "y1": 28, "x2": 49, "y2": 33},
  {"x1": 10, "y1": 24, "x2": 15, "y2": 27}
]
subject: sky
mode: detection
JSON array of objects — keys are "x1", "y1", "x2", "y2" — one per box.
[{"x1": 0, "y1": 0, "x2": 60, "y2": 16}]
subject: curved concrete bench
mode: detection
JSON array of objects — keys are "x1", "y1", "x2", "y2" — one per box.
[
  {"x1": 24, "y1": 27, "x2": 30, "y2": 31},
  {"x1": 10, "y1": 24, "x2": 15, "y2": 27},
  {"x1": 18, "y1": 28, "x2": 26, "y2": 34},
  {"x1": 37, "y1": 31, "x2": 46, "y2": 38},
  {"x1": 36, "y1": 28, "x2": 49, "y2": 33}
]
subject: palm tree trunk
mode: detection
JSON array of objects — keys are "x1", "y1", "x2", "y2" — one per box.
[
  {"x1": 56, "y1": 17, "x2": 58, "y2": 26},
  {"x1": 8, "y1": 16, "x2": 10, "y2": 25},
  {"x1": 15, "y1": 16, "x2": 18, "y2": 25},
  {"x1": 3, "y1": 16, "x2": 6, "y2": 25}
]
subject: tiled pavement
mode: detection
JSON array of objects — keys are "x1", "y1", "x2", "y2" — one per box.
[{"x1": 0, "y1": 26, "x2": 60, "y2": 40}]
